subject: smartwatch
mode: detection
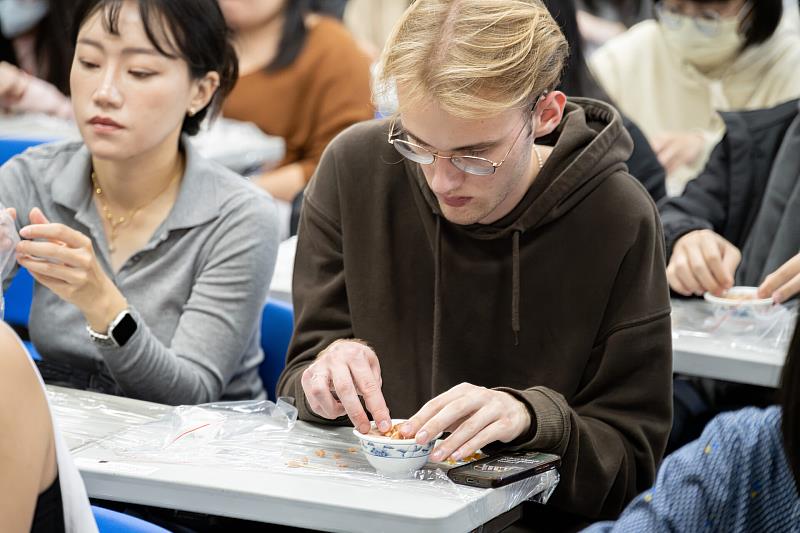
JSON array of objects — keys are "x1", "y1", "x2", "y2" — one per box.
[{"x1": 87, "y1": 309, "x2": 138, "y2": 347}]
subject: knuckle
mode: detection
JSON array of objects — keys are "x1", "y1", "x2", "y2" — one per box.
[{"x1": 359, "y1": 380, "x2": 380, "y2": 396}]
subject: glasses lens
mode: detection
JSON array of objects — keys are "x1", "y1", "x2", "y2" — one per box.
[
  {"x1": 656, "y1": 4, "x2": 682, "y2": 29},
  {"x1": 452, "y1": 156, "x2": 495, "y2": 176},
  {"x1": 392, "y1": 139, "x2": 434, "y2": 164},
  {"x1": 694, "y1": 14, "x2": 719, "y2": 36}
]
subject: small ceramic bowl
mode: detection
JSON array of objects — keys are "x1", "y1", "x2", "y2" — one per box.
[
  {"x1": 703, "y1": 286, "x2": 773, "y2": 307},
  {"x1": 704, "y1": 286, "x2": 775, "y2": 319},
  {"x1": 352, "y1": 419, "x2": 441, "y2": 477}
]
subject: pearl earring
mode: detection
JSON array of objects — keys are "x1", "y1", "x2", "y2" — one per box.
[{"x1": 188, "y1": 108, "x2": 196, "y2": 117}]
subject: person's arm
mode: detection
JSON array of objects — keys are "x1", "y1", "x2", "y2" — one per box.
[
  {"x1": 97, "y1": 193, "x2": 280, "y2": 404},
  {"x1": 658, "y1": 137, "x2": 732, "y2": 260},
  {"x1": 255, "y1": 28, "x2": 373, "y2": 202},
  {"x1": 494, "y1": 197, "x2": 673, "y2": 520},
  {"x1": 276, "y1": 188, "x2": 356, "y2": 424},
  {"x1": 18, "y1": 192, "x2": 280, "y2": 404},
  {"x1": 583, "y1": 411, "x2": 764, "y2": 532},
  {"x1": 0, "y1": 61, "x2": 71, "y2": 119},
  {"x1": 0, "y1": 323, "x2": 57, "y2": 532}
]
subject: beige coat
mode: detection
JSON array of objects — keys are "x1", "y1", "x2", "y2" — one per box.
[{"x1": 590, "y1": 17, "x2": 800, "y2": 194}]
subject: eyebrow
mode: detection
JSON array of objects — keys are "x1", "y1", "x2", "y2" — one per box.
[
  {"x1": 77, "y1": 38, "x2": 162, "y2": 57},
  {"x1": 402, "y1": 126, "x2": 501, "y2": 152}
]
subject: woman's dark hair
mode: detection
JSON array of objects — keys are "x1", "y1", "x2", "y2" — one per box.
[
  {"x1": 268, "y1": 0, "x2": 310, "y2": 71},
  {"x1": 35, "y1": 0, "x2": 75, "y2": 95},
  {"x1": 781, "y1": 315, "x2": 800, "y2": 490},
  {"x1": 653, "y1": 0, "x2": 783, "y2": 49},
  {"x1": 70, "y1": 0, "x2": 239, "y2": 135},
  {"x1": 542, "y1": 0, "x2": 612, "y2": 103}
]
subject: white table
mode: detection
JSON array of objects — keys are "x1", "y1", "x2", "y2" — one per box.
[
  {"x1": 50, "y1": 387, "x2": 555, "y2": 533},
  {"x1": 670, "y1": 299, "x2": 790, "y2": 388},
  {"x1": 671, "y1": 334, "x2": 784, "y2": 388}
]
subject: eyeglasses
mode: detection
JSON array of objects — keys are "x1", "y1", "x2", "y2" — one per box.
[
  {"x1": 386, "y1": 95, "x2": 546, "y2": 176},
  {"x1": 655, "y1": 1, "x2": 752, "y2": 37}
]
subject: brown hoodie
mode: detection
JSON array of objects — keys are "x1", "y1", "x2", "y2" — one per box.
[{"x1": 277, "y1": 98, "x2": 672, "y2": 527}]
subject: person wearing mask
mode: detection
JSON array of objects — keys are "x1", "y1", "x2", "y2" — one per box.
[
  {"x1": 277, "y1": 0, "x2": 673, "y2": 529},
  {"x1": 584, "y1": 314, "x2": 800, "y2": 531},
  {"x1": 0, "y1": 0, "x2": 73, "y2": 117},
  {"x1": 0, "y1": 0, "x2": 279, "y2": 404},
  {"x1": 590, "y1": 0, "x2": 800, "y2": 195},
  {"x1": 220, "y1": 0, "x2": 373, "y2": 206},
  {"x1": 543, "y1": 0, "x2": 666, "y2": 201}
]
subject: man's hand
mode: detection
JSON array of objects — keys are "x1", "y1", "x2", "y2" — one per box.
[
  {"x1": 301, "y1": 339, "x2": 391, "y2": 434},
  {"x1": 401, "y1": 383, "x2": 531, "y2": 462},
  {"x1": 759, "y1": 253, "x2": 800, "y2": 304},
  {"x1": 668, "y1": 229, "x2": 741, "y2": 296}
]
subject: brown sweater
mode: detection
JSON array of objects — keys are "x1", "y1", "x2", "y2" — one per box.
[
  {"x1": 222, "y1": 17, "x2": 374, "y2": 181},
  {"x1": 277, "y1": 98, "x2": 673, "y2": 528}
]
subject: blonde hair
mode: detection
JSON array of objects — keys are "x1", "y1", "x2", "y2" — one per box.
[{"x1": 376, "y1": 0, "x2": 569, "y2": 119}]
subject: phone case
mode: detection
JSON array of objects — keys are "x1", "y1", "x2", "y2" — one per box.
[{"x1": 446, "y1": 451, "x2": 560, "y2": 488}]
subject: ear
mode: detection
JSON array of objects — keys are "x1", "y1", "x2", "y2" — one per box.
[
  {"x1": 531, "y1": 91, "x2": 567, "y2": 139},
  {"x1": 186, "y1": 71, "x2": 221, "y2": 117}
]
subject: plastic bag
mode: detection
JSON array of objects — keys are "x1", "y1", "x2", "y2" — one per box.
[
  {"x1": 672, "y1": 298, "x2": 798, "y2": 354},
  {"x1": 0, "y1": 205, "x2": 20, "y2": 319},
  {"x1": 90, "y1": 397, "x2": 558, "y2": 511}
]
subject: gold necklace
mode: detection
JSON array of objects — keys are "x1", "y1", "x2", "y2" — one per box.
[{"x1": 91, "y1": 163, "x2": 182, "y2": 253}]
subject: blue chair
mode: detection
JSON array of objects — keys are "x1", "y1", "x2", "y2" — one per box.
[
  {"x1": 4, "y1": 266, "x2": 33, "y2": 328},
  {"x1": 260, "y1": 299, "x2": 294, "y2": 401},
  {"x1": 92, "y1": 506, "x2": 169, "y2": 532},
  {"x1": 0, "y1": 138, "x2": 45, "y2": 165}
]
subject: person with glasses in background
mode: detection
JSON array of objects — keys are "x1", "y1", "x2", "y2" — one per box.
[
  {"x1": 590, "y1": 0, "x2": 800, "y2": 195},
  {"x1": 277, "y1": 1, "x2": 673, "y2": 529}
]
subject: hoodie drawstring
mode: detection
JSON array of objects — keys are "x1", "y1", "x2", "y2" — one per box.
[
  {"x1": 512, "y1": 230, "x2": 520, "y2": 346},
  {"x1": 432, "y1": 216, "x2": 442, "y2": 392}
]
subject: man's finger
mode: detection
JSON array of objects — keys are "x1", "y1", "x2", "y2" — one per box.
[
  {"x1": 687, "y1": 246, "x2": 720, "y2": 294},
  {"x1": 348, "y1": 358, "x2": 391, "y2": 432},
  {"x1": 330, "y1": 364, "x2": 371, "y2": 433},
  {"x1": 301, "y1": 367, "x2": 344, "y2": 420},
  {"x1": 429, "y1": 406, "x2": 494, "y2": 462},
  {"x1": 700, "y1": 239, "x2": 732, "y2": 291},
  {"x1": 771, "y1": 273, "x2": 800, "y2": 304}
]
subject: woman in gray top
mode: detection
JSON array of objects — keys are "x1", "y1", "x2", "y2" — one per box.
[{"x1": 0, "y1": 0, "x2": 279, "y2": 405}]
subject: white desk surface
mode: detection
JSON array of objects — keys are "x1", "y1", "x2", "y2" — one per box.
[
  {"x1": 671, "y1": 333, "x2": 784, "y2": 388},
  {"x1": 50, "y1": 387, "x2": 548, "y2": 532},
  {"x1": 670, "y1": 300, "x2": 788, "y2": 388}
]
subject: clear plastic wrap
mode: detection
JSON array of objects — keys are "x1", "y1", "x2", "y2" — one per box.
[
  {"x1": 0, "y1": 205, "x2": 20, "y2": 318},
  {"x1": 672, "y1": 298, "x2": 798, "y2": 354},
  {"x1": 81, "y1": 397, "x2": 559, "y2": 511},
  {"x1": 47, "y1": 386, "x2": 172, "y2": 452}
]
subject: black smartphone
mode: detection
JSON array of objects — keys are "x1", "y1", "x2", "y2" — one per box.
[{"x1": 446, "y1": 451, "x2": 560, "y2": 488}]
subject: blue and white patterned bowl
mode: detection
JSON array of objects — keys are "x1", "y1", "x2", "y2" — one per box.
[{"x1": 352, "y1": 419, "x2": 441, "y2": 477}]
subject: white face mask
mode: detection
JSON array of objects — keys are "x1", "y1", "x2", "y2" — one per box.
[
  {"x1": 660, "y1": 10, "x2": 747, "y2": 71},
  {"x1": 0, "y1": 0, "x2": 49, "y2": 39}
]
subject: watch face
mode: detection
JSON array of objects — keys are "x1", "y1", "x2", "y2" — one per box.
[{"x1": 111, "y1": 313, "x2": 138, "y2": 347}]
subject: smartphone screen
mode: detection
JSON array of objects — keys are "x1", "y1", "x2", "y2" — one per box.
[{"x1": 447, "y1": 451, "x2": 560, "y2": 488}]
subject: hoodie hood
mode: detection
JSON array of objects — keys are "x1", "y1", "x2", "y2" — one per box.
[
  {"x1": 408, "y1": 97, "x2": 634, "y2": 240},
  {"x1": 406, "y1": 97, "x2": 635, "y2": 352}
]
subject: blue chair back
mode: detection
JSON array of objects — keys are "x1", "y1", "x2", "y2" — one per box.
[
  {"x1": 0, "y1": 138, "x2": 45, "y2": 165},
  {"x1": 260, "y1": 299, "x2": 294, "y2": 401},
  {"x1": 92, "y1": 506, "x2": 169, "y2": 533},
  {"x1": 4, "y1": 267, "x2": 33, "y2": 328}
]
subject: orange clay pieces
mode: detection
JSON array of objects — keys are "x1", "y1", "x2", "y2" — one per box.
[
  {"x1": 315, "y1": 449, "x2": 326, "y2": 458},
  {"x1": 444, "y1": 451, "x2": 486, "y2": 465},
  {"x1": 368, "y1": 423, "x2": 409, "y2": 439}
]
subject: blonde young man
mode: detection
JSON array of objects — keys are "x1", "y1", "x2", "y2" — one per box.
[{"x1": 277, "y1": 0, "x2": 672, "y2": 528}]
